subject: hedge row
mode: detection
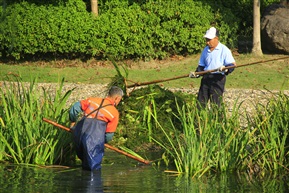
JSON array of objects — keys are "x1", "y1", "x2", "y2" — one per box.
[{"x1": 0, "y1": 0, "x2": 239, "y2": 60}]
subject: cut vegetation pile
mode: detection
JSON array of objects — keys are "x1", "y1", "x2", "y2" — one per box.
[{"x1": 116, "y1": 85, "x2": 191, "y2": 149}]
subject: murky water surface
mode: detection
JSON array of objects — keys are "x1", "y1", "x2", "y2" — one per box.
[{"x1": 1, "y1": 151, "x2": 288, "y2": 192}]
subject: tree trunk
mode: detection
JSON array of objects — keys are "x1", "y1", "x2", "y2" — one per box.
[
  {"x1": 252, "y1": 0, "x2": 263, "y2": 56},
  {"x1": 91, "y1": 0, "x2": 98, "y2": 16}
]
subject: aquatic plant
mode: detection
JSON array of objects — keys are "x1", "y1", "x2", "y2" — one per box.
[
  {"x1": 152, "y1": 99, "x2": 250, "y2": 177},
  {"x1": 107, "y1": 58, "x2": 129, "y2": 96},
  {"x1": 0, "y1": 76, "x2": 73, "y2": 165},
  {"x1": 152, "y1": 91, "x2": 289, "y2": 177},
  {"x1": 245, "y1": 91, "x2": 289, "y2": 174}
]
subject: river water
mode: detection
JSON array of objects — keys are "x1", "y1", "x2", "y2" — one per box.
[{"x1": 1, "y1": 150, "x2": 288, "y2": 193}]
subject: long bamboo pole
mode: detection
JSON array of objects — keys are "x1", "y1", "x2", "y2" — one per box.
[
  {"x1": 127, "y1": 56, "x2": 289, "y2": 88},
  {"x1": 42, "y1": 118, "x2": 151, "y2": 165}
]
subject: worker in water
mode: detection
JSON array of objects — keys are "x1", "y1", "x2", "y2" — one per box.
[{"x1": 69, "y1": 86, "x2": 124, "y2": 170}]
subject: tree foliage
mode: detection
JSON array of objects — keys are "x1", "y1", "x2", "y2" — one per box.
[{"x1": 0, "y1": 0, "x2": 279, "y2": 61}]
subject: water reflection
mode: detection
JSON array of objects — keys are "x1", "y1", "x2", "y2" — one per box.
[
  {"x1": 70, "y1": 170, "x2": 104, "y2": 193},
  {"x1": 0, "y1": 154, "x2": 289, "y2": 192}
]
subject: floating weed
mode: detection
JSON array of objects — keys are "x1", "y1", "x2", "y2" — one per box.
[{"x1": 118, "y1": 146, "x2": 146, "y2": 160}]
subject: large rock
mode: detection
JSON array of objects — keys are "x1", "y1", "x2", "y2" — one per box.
[{"x1": 261, "y1": 4, "x2": 289, "y2": 54}]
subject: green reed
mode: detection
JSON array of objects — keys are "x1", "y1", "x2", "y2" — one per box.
[
  {"x1": 152, "y1": 92, "x2": 289, "y2": 177},
  {"x1": 246, "y1": 91, "x2": 289, "y2": 173},
  {"x1": 152, "y1": 99, "x2": 253, "y2": 177},
  {"x1": 139, "y1": 91, "x2": 158, "y2": 142},
  {"x1": 0, "y1": 77, "x2": 73, "y2": 165}
]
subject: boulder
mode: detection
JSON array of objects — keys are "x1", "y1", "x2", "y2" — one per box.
[{"x1": 261, "y1": 4, "x2": 289, "y2": 54}]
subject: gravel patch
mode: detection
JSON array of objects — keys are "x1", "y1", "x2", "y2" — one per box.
[{"x1": 2, "y1": 81, "x2": 288, "y2": 121}]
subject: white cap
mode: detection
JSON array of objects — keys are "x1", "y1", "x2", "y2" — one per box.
[{"x1": 204, "y1": 27, "x2": 217, "y2": 39}]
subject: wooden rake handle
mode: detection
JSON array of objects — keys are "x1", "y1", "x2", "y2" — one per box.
[{"x1": 42, "y1": 118, "x2": 151, "y2": 165}]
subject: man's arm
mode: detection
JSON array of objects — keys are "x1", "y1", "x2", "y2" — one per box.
[
  {"x1": 105, "y1": 132, "x2": 114, "y2": 143},
  {"x1": 69, "y1": 101, "x2": 83, "y2": 124}
]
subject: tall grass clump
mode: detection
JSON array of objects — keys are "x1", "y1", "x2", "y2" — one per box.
[
  {"x1": 152, "y1": 91, "x2": 289, "y2": 177},
  {"x1": 245, "y1": 92, "x2": 289, "y2": 173},
  {"x1": 0, "y1": 76, "x2": 73, "y2": 165},
  {"x1": 152, "y1": 99, "x2": 251, "y2": 177}
]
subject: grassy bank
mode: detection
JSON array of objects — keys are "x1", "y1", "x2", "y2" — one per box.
[{"x1": 1, "y1": 54, "x2": 289, "y2": 90}]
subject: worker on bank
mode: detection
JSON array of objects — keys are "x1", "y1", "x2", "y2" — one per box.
[{"x1": 189, "y1": 27, "x2": 236, "y2": 109}]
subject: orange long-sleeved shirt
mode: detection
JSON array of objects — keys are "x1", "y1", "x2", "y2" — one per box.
[{"x1": 80, "y1": 97, "x2": 119, "y2": 133}]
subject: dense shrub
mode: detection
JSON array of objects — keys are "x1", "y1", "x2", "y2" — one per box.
[
  {"x1": 96, "y1": 0, "x2": 239, "y2": 59},
  {"x1": 142, "y1": 0, "x2": 238, "y2": 54},
  {"x1": 0, "y1": 0, "x2": 240, "y2": 60},
  {"x1": 94, "y1": 4, "x2": 162, "y2": 60},
  {"x1": 3, "y1": 0, "x2": 68, "y2": 6},
  {"x1": 0, "y1": 0, "x2": 99, "y2": 59}
]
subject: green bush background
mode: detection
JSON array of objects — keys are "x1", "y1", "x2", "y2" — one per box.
[{"x1": 0, "y1": 0, "x2": 279, "y2": 60}]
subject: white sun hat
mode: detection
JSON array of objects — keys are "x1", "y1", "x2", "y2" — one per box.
[{"x1": 204, "y1": 27, "x2": 217, "y2": 39}]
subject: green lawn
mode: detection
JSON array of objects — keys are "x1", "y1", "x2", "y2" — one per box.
[{"x1": 1, "y1": 54, "x2": 289, "y2": 90}]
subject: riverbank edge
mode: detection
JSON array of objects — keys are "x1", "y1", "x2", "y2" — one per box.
[{"x1": 2, "y1": 81, "x2": 288, "y2": 114}]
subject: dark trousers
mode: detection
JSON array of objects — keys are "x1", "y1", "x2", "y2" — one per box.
[
  {"x1": 197, "y1": 74, "x2": 226, "y2": 109},
  {"x1": 73, "y1": 118, "x2": 107, "y2": 171}
]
